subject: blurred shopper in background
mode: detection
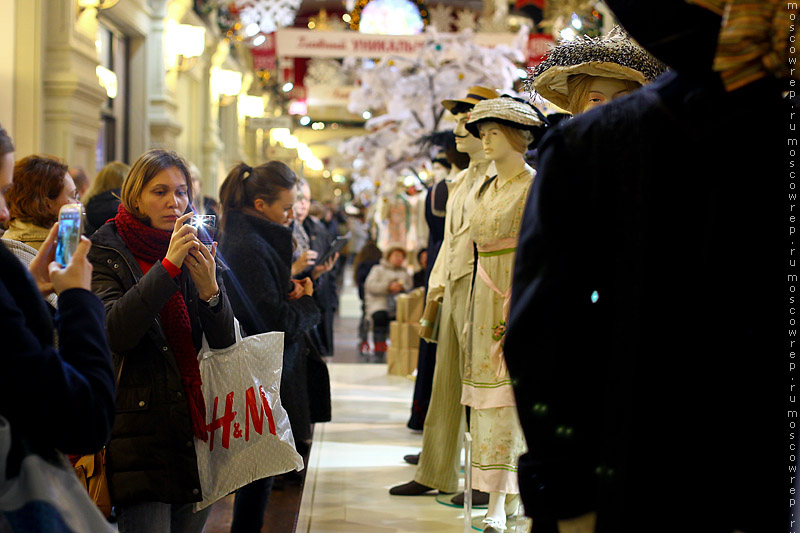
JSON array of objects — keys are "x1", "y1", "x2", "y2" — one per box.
[
  {"x1": 364, "y1": 244, "x2": 412, "y2": 357},
  {"x1": 69, "y1": 166, "x2": 90, "y2": 199},
  {"x1": 354, "y1": 240, "x2": 382, "y2": 355},
  {"x1": 83, "y1": 161, "x2": 129, "y2": 234},
  {"x1": 292, "y1": 179, "x2": 338, "y2": 357}
]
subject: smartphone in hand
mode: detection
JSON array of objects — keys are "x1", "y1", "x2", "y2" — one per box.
[
  {"x1": 55, "y1": 203, "x2": 83, "y2": 266},
  {"x1": 190, "y1": 214, "x2": 216, "y2": 251}
]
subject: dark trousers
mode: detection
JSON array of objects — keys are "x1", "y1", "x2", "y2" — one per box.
[
  {"x1": 230, "y1": 476, "x2": 275, "y2": 533},
  {"x1": 371, "y1": 310, "x2": 392, "y2": 343}
]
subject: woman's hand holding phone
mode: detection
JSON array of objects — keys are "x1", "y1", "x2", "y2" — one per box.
[
  {"x1": 312, "y1": 252, "x2": 338, "y2": 280},
  {"x1": 186, "y1": 241, "x2": 219, "y2": 301},
  {"x1": 165, "y1": 213, "x2": 199, "y2": 268},
  {"x1": 291, "y1": 249, "x2": 317, "y2": 276}
]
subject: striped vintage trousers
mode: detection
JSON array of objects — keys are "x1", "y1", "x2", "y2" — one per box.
[{"x1": 413, "y1": 273, "x2": 472, "y2": 492}]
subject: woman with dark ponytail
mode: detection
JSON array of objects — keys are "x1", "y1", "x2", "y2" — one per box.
[{"x1": 218, "y1": 161, "x2": 320, "y2": 533}]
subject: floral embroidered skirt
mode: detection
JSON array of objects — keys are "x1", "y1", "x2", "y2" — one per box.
[{"x1": 470, "y1": 406, "x2": 526, "y2": 494}]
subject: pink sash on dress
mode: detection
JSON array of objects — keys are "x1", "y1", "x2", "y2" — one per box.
[{"x1": 476, "y1": 237, "x2": 517, "y2": 379}]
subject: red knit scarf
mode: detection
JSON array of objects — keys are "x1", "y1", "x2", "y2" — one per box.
[{"x1": 114, "y1": 205, "x2": 208, "y2": 441}]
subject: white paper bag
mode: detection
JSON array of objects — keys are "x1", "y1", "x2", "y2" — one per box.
[{"x1": 194, "y1": 322, "x2": 304, "y2": 511}]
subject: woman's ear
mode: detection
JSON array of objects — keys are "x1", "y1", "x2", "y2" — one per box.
[{"x1": 253, "y1": 197, "x2": 266, "y2": 214}]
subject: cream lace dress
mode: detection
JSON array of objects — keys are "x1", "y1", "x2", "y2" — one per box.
[{"x1": 462, "y1": 166, "x2": 534, "y2": 494}]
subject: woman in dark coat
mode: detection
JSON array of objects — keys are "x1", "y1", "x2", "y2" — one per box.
[
  {"x1": 218, "y1": 161, "x2": 320, "y2": 533},
  {"x1": 0, "y1": 123, "x2": 115, "y2": 462},
  {"x1": 88, "y1": 149, "x2": 235, "y2": 533}
]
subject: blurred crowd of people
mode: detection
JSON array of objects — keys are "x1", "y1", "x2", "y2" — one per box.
[{"x1": 0, "y1": 127, "x2": 349, "y2": 532}]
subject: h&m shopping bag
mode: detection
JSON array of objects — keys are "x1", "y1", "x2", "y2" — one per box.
[
  {"x1": 0, "y1": 416, "x2": 115, "y2": 532},
  {"x1": 195, "y1": 323, "x2": 304, "y2": 511}
]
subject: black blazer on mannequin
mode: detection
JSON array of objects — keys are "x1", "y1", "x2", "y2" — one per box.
[{"x1": 505, "y1": 70, "x2": 789, "y2": 533}]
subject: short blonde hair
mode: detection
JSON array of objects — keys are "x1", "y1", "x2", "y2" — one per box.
[
  {"x1": 121, "y1": 149, "x2": 192, "y2": 220},
  {"x1": 567, "y1": 73, "x2": 641, "y2": 115},
  {"x1": 82, "y1": 161, "x2": 130, "y2": 204}
]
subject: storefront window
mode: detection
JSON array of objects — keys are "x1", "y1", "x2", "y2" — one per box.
[{"x1": 95, "y1": 21, "x2": 129, "y2": 169}]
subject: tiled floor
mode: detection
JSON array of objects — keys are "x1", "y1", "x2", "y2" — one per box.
[{"x1": 295, "y1": 363, "x2": 480, "y2": 533}]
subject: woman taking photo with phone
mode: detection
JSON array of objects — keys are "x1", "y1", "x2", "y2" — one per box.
[
  {"x1": 2, "y1": 155, "x2": 79, "y2": 307},
  {"x1": 88, "y1": 148, "x2": 235, "y2": 533},
  {"x1": 218, "y1": 161, "x2": 320, "y2": 533}
]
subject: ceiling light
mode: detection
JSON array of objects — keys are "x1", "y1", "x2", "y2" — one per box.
[
  {"x1": 282, "y1": 82, "x2": 294, "y2": 92},
  {"x1": 239, "y1": 95, "x2": 265, "y2": 118}
]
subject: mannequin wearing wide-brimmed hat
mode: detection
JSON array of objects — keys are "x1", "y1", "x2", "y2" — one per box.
[
  {"x1": 526, "y1": 27, "x2": 666, "y2": 115},
  {"x1": 390, "y1": 86, "x2": 499, "y2": 499},
  {"x1": 505, "y1": 1, "x2": 793, "y2": 531},
  {"x1": 462, "y1": 96, "x2": 542, "y2": 533}
]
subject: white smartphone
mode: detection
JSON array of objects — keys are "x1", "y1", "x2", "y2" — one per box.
[{"x1": 55, "y1": 203, "x2": 83, "y2": 267}]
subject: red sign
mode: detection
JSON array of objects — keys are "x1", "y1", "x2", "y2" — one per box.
[
  {"x1": 527, "y1": 33, "x2": 554, "y2": 67},
  {"x1": 251, "y1": 32, "x2": 277, "y2": 71}
]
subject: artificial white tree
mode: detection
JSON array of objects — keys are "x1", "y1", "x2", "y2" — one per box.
[{"x1": 340, "y1": 28, "x2": 527, "y2": 190}]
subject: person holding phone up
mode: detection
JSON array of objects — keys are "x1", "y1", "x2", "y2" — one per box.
[
  {"x1": 0, "y1": 125, "x2": 116, "y2": 511},
  {"x1": 87, "y1": 149, "x2": 235, "y2": 533}
]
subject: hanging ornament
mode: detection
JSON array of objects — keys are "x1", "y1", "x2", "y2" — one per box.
[
  {"x1": 304, "y1": 59, "x2": 348, "y2": 87},
  {"x1": 454, "y1": 9, "x2": 478, "y2": 32},
  {"x1": 428, "y1": 4, "x2": 453, "y2": 32},
  {"x1": 234, "y1": 0, "x2": 302, "y2": 35}
]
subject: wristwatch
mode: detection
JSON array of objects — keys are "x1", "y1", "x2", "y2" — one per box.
[{"x1": 202, "y1": 290, "x2": 221, "y2": 308}]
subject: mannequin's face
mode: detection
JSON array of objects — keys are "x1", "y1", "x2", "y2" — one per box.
[
  {"x1": 478, "y1": 122, "x2": 516, "y2": 163},
  {"x1": 452, "y1": 111, "x2": 483, "y2": 156},
  {"x1": 582, "y1": 77, "x2": 633, "y2": 113}
]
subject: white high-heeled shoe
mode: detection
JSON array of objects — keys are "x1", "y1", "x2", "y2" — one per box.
[{"x1": 482, "y1": 515, "x2": 507, "y2": 532}]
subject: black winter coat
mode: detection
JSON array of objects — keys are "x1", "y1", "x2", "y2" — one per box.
[
  {"x1": 88, "y1": 222, "x2": 235, "y2": 506},
  {"x1": 504, "y1": 71, "x2": 788, "y2": 532},
  {"x1": 219, "y1": 211, "x2": 321, "y2": 442},
  {"x1": 0, "y1": 243, "x2": 115, "y2": 457},
  {"x1": 85, "y1": 189, "x2": 121, "y2": 235},
  {"x1": 295, "y1": 216, "x2": 337, "y2": 356}
]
